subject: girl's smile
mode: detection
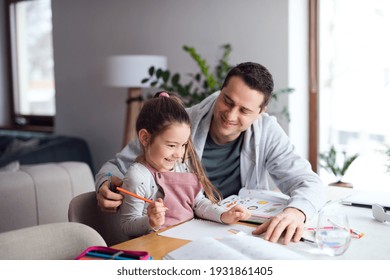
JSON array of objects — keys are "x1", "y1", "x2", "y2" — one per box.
[{"x1": 142, "y1": 123, "x2": 190, "y2": 172}]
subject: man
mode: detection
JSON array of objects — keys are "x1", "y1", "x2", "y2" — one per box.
[{"x1": 95, "y1": 62, "x2": 326, "y2": 244}]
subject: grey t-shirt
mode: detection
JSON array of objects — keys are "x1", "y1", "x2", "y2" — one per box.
[{"x1": 201, "y1": 133, "x2": 244, "y2": 198}]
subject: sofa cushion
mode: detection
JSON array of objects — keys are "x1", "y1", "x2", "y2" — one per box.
[{"x1": 0, "y1": 161, "x2": 95, "y2": 233}]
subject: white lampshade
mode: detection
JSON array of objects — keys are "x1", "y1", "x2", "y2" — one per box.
[{"x1": 106, "y1": 55, "x2": 167, "y2": 88}]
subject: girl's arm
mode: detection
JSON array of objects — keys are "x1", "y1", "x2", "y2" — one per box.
[
  {"x1": 119, "y1": 165, "x2": 162, "y2": 238},
  {"x1": 194, "y1": 192, "x2": 250, "y2": 224},
  {"x1": 193, "y1": 191, "x2": 226, "y2": 222}
]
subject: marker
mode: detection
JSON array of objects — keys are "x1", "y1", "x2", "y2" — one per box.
[
  {"x1": 327, "y1": 218, "x2": 364, "y2": 239},
  {"x1": 300, "y1": 237, "x2": 315, "y2": 244}
]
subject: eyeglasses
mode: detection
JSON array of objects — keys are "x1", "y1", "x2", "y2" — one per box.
[{"x1": 372, "y1": 204, "x2": 390, "y2": 223}]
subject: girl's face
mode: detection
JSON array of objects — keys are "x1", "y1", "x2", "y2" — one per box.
[{"x1": 143, "y1": 123, "x2": 191, "y2": 172}]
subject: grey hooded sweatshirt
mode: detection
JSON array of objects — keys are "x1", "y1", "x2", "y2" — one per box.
[{"x1": 95, "y1": 91, "x2": 326, "y2": 220}]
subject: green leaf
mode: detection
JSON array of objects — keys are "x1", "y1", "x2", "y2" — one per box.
[
  {"x1": 183, "y1": 45, "x2": 217, "y2": 90},
  {"x1": 162, "y1": 70, "x2": 170, "y2": 83},
  {"x1": 319, "y1": 145, "x2": 359, "y2": 179},
  {"x1": 281, "y1": 107, "x2": 291, "y2": 123},
  {"x1": 340, "y1": 153, "x2": 359, "y2": 176},
  {"x1": 202, "y1": 80, "x2": 208, "y2": 89},
  {"x1": 148, "y1": 66, "x2": 155, "y2": 76},
  {"x1": 141, "y1": 78, "x2": 150, "y2": 84},
  {"x1": 184, "y1": 82, "x2": 193, "y2": 92},
  {"x1": 156, "y1": 69, "x2": 163, "y2": 79},
  {"x1": 171, "y1": 73, "x2": 180, "y2": 86}
]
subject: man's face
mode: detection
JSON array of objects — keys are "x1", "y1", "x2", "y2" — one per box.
[{"x1": 210, "y1": 76, "x2": 265, "y2": 144}]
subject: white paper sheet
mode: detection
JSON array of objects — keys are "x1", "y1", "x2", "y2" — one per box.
[{"x1": 158, "y1": 219, "x2": 255, "y2": 241}]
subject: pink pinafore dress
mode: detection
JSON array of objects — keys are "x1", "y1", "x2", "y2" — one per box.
[{"x1": 145, "y1": 165, "x2": 203, "y2": 227}]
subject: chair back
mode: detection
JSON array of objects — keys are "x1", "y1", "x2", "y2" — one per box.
[
  {"x1": 68, "y1": 191, "x2": 128, "y2": 246},
  {"x1": 0, "y1": 222, "x2": 106, "y2": 259}
]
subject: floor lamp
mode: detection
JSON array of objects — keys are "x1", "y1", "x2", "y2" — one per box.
[{"x1": 106, "y1": 55, "x2": 167, "y2": 146}]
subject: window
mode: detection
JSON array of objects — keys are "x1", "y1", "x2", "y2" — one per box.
[
  {"x1": 6, "y1": 0, "x2": 55, "y2": 130},
  {"x1": 315, "y1": 0, "x2": 390, "y2": 191}
]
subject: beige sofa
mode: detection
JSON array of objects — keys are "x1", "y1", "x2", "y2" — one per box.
[
  {"x1": 0, "y1": 222, "x2": 106, "y2": 260},
  {"x1": 0, "y1": 161, "x2": 95, "y2": 233}
]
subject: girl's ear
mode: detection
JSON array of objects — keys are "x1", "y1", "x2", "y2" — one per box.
[{"x1": 138, "y1": 129, "x2": 150, "y2": 147}]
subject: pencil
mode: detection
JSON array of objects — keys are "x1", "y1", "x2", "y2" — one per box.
[{"x1": 116, "y1": 187, "x2": 154, "y2": 204}]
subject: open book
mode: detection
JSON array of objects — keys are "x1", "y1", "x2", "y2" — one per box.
[
  {"x1": 221, "y1": 189, "x2": 289, "y2": 224},
  {"x1": 164, "y1": 235, "x2": 305, "y2": 260}
]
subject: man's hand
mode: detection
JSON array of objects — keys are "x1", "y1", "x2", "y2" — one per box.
[
  {"x1": 251, "y1": 207, "x2": 306, "y2": 245},
  {"x1": 221, "y1": 205, "x2": 251, "y2": 224},
  {"x1": 96, "y1": 176, "x2": 124, "y2": 213}
]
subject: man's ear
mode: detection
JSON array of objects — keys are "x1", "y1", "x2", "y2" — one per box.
[{"x1": 138, "y1": 129, "x2": 150, "y2": 146}]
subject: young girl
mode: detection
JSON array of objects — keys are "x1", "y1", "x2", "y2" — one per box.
[{"x1": 119, "y1": 91, "x2": 250, "y2": 238}]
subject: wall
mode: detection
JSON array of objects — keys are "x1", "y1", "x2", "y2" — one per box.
[{"x1": 51, "y1": 0, "x2": 295, "y2": 171}]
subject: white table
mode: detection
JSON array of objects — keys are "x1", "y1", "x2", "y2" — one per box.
[
  {"x1": 288, "y1": 186, "x2": 390, "y2": 259},
  {"x1": 113, "y1": 186, "x2": 389, "y2": 260}
]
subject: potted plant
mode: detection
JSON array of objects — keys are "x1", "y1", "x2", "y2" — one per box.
[
  {"x1": 142, "y1": 44, "x2": 293, "y2": 121},
  {"x1": 319, "y1": 145, "x2": 359, "y2": 188}
]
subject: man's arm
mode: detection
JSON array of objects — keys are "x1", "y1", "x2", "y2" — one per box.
[
  {"x1": 95, "y1": 139, "x2": 141, "y2": 212},
  {"x1": 252, "y1": 115, "x2": 326, "y2": 243},
  {"x1": 264, "y1": 116, "x2": 326, "y2": 213}
]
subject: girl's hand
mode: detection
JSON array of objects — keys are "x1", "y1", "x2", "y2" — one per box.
[
  {"x1": 221, "y1": 205, "x2": 251, "y2": 224},
  {"x1": 147, "y1": 198, "x2": 168, "y2": 230}
]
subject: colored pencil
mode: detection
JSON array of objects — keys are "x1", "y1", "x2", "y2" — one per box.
[{"x1": 116, "y1": 187, "x2": 154, "y2": 204}]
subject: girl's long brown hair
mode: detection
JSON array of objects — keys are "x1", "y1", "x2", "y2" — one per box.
[
  {"x1": 184, "y1": 138, "x2": 222, "y2": 203},
  {"x1": 136, "y1": 91, "x2": 222, "y2": 203}
]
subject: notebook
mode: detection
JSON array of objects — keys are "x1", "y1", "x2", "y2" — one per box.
[
  {"x1": 163, "y1": 235, "x2": 305, "y2": 260},
  {"x1": 341, "y1": 190, "x2": 390, "y2": 210}
]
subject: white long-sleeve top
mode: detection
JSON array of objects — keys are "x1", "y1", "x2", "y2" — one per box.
[{"x1": 119, "y1": 162, "x2": 226, "y2": 238}]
